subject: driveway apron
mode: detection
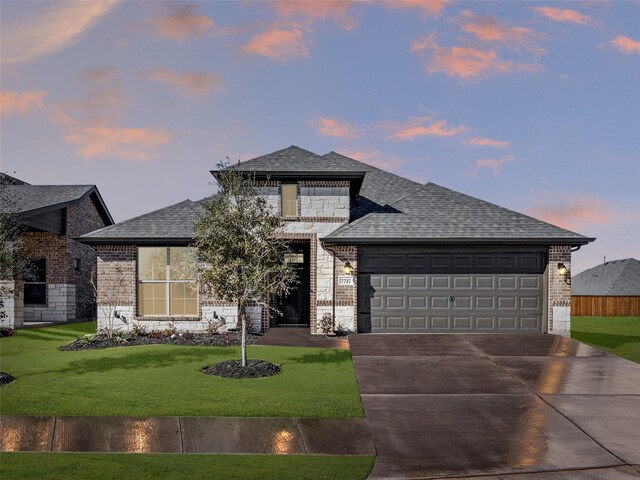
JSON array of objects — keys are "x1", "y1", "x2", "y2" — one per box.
[{"x1": 349, "y1": 333, "x2": 640, "y2": 479}]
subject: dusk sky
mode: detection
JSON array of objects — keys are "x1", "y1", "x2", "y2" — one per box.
[{"x1": 1, "y1": 0, "x2": 638, "y2": 274}]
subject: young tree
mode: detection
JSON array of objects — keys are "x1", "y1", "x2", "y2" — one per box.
[
  {"x1": 0, "y1": 174, "x2": 28, "y2": 323},
  {"x1": 194, "y1": 162, "x2": 297, "y2": 367}
]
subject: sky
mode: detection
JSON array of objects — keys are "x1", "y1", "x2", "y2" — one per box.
[{"x1": 1, "y1": 0, "x2": 638, "y2": 274}]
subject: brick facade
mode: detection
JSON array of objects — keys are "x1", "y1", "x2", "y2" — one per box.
[
  {"x1": 548, "y1": 245, "x2": 572, "y2": 332},
  {"x1": 14, "y1": 196, "x2": 108, "y2": 324}
]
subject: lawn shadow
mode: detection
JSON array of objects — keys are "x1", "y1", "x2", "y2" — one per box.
[
  {"x1": 572, "y1": 331, "x2": 640, "y2": 349},
  {"x1": 285, "y1": 349, "x2": 352, "y2": 365},
  {"x1": 57, "y1": 347, "x2": 234, "y2": 375},
  {"x1": 10, "y1": 330, "x2": 79, "y2": 342}
]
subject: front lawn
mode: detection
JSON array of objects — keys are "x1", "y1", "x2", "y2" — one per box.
[
  {"x1": 571, "y1": 316, "x2": 640, "y2": 364},
  {"x1": 0, "y1": 453, "x2": 375, "y2": 480},
  {"x1": 0, "y1": 322, "x2": 363, "y2": 417}
]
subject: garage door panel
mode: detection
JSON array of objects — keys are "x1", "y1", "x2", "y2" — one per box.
[{"x1": 358, "y1": 250, "x2": 544, "y2": 333}]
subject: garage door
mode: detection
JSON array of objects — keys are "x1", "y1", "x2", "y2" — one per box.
[{"x1": 357, "y1": 249, "x2": 546, "y2": 333}]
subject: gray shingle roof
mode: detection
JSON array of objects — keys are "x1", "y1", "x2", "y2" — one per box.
[
  {"x1": 572, "y1": 258, "x2": 640, "y2": 296},
  {"x1": 0, "y1": 185, "x2": 95, "y2": 215},
  {"x1": 79, "y1": 146, "x2": 594, "y2": 246},
  {"x1": 323, "y1": 183, "x2": 591, "y2": 244},
  {"x1": 80, "y1": 199, "x2": 206, "y2": 244}
]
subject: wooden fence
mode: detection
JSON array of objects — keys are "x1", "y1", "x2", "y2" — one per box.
[{"x1": 572, "y1": 296, "x2": 640, "y2": 316}]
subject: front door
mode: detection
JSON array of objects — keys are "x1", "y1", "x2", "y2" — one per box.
[{"x1": 278, "y1": 244, "x2": 310, "y2": 326}]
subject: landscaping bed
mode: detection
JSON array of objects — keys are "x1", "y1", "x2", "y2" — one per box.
[{"x1": 61, "y1": 331, "x2": 261, "y2": 351}]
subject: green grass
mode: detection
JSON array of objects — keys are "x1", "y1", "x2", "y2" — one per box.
[
  {"x1": 571, "y1": 316, "x2": 640, "y2": 364},
  {"x1": 0, "y1": 322, "x2": 363, "y2": 417},
  {"x1": 0, "y1": 453, "x2": 375, "y2": 480}
]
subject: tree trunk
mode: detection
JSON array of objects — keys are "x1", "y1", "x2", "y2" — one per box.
[{"x1": 239, "y1": 299, "x2": 247, "y2": 367}]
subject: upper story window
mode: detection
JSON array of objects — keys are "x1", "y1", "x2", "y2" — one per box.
[
  {"x1": 138, "y1": 247, "x2": 197, "y2": 317},
  {"x1": 24, "y1": 259, "x2": 46, "y2": 305},
  {"x1": 281, "y1": 183, "x2": 298, "y2": 217}
]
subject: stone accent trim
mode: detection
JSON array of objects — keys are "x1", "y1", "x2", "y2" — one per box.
[
  {"x1": 548, "y1": 245, "x2": 571, "y2": 332},
  {"x1": 284, "y1": 217, "x2": 350, "y2": 223}
]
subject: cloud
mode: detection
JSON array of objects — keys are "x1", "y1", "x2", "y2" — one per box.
[
  {"x1": 527, "y1": 195, "x2": 614, "y2": 231},
  {"x1": 470, "y1": 155, "x2": 514, "y2": 175},
  {"x1": 386, "y1": 116, "x2": 467, "y2": 140},
  {"x1": 340, "y1": 148, "x2": 407, "y2": 172},
  {"x1": 610, "y1": 35, "x2": 640, "y2": 55},
  {"x1": 0, "y1": 90, "x2": 47, "y2": 118},
  {"x1": 273, "y1": 1, "x2": 357, "y2": 30},
  {"x1": 242, "y1": 28, "x2": 309, "y2": 62},
  {"x1": 459, "y1": 11, "x2": 545, "y2": 56},
  {"x1": 78, "y1": 66, "x2": 121, "y2": 84},
  {"x1": 383, "y1": 0, "x2": 450, "y2": 17},
  {"x1": 532, "y1": 6, "x2": 590, "y2": 25},
  {"x1": 145, "y1": 2, "x2": 213, "y2": 41},
  {"x1": 411, "y1": 35, "x2": 541, "y2": 79},
  {"x1": 0, "y1": 1, "x2": 118, "y2": 66},
  {"x1": 464, "y1": 136, "x2": 510, "y2": 148},
  {"x1": 64, "y1": 124, "x2": 171, "y2": 161},
  {"x1": 144, "y1": 68, "x2": 223, "y2": 97},
  {"x1": 311, "y1": 117, "x2": 359, "y2": 139}
]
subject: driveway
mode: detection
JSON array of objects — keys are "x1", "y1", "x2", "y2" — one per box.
[{"x1": 349, "y1": 334, "x2": 640, "y2": 479}]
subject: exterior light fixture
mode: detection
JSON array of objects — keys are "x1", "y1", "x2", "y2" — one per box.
[
  {"x1": 343, "y1": 261, "x2": 353, "y2": 275},
  {"x1": 557, "y1": 262, "x2": 571, "y2": 285}
]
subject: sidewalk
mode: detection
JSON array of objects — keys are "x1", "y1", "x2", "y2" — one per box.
[{"x1": 0, "y1": 415, "x2": 375, "y2": 456}]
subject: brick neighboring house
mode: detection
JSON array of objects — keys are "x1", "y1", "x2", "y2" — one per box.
[
  {"x1": 0, "y1": 173, "x2": 114, "y2": 327},
  {"x1": 79, "y1": 146, "x2": 594, "y2": 335}
]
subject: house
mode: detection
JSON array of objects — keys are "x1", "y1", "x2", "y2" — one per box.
[
  {"x1": 572, "y1": 258, "x2": 640, "y2": 316},
  {"x1": 79, "y1": 146, "x2": 594, "y2": 335},
  {"x1": 0, "y1": 173, "x2": 114, "y2": 328}
]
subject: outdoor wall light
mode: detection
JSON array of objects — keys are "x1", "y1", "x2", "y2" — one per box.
[
  {"x1": 343, "y1": 261, "x2": 354, "y2": 275},
  {"x1": 557, "y1": 262, "x2": 571, "y2": 285}
]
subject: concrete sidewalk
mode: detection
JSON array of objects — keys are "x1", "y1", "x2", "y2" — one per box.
[{"x1": 0, "y1": 415, "x2": 375, "y2": 456}]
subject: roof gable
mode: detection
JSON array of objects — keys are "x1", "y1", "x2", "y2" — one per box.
[{"x1": 572, "y1": 258, "x2": 640, "y2": 296}]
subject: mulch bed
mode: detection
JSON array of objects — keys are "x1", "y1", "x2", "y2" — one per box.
[
  {"x1": 203, "y1": 359, "x2": 281, "y2": 379},
  {"x1": 0, "y1": 372, "x2": 15, "y2": 386},
  {"x1": 61, "y1": 332, "x2": 261, "y2": 351}
]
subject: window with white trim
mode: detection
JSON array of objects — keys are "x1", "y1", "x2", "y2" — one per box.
[{"x1": 138, "y1": 247, "x2": 198, "y2": 317}]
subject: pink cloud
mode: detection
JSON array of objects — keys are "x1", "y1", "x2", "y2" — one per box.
[
  {"x1": 471, "y1": 155, "x2": 514, "y2": 175},
  {"x1": 242, "y1": 28, "x2": 309, "y2": 62},
  {"x1": 387, "y1": 116, "x2": 467, "y2": 140},
  {"x1": 311, "y1": 117, "x2": 358, "y2": 139},
  {"x1": 144, "y1": 68, "x2": 223, "y2": 97},
  {"x1": 459, "y1": 11, "x2": 545, "y2": 56},
  {"x1": 533, "y1": 6, "x2": 590, "y2": 25},
  {"x1": 274, "y1": 1, "x2": 357, "y2": 30},
  {"x1": 383, "y1": 0, "x2": 450, "y2": 17},
  {"x1": 611, "y1": 35, "x2": 640, "y2": 55},
  {"x1": 64, "y1": 123, "x2": 171, "y2": 161},
  {"x1": 146, "y1": 2, "x2": 213, "y2": 41},
  {"x1": 464, "y1": 136, "x2": 510, "y2": 148},
  {"x1": 411, "y1": 36, "x2": 541, "y2": 79},
  {"x1": 0, "y1": 90, "x2": 46, "y2": 118},
  {"x1": 340, "y1": 148, "x2": 407, "y2": 172},
  {"x1": 527, "y1": 196, "x2": 614, "y2": 231},
  {"x1": 78, "y1": 66, "x2": 120, "y2": 84}
]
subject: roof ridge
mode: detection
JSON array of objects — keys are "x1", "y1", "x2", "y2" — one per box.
[{"x1": 325, "y1": 151, "x2": 423, "y2": 187}]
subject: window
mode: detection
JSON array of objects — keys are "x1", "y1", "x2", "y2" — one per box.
[
  {"x1": 281, "y1": 183, "x2": 297, "y2": 217},
  {"x1": 138, "y1": 247, "x2": 198, "y2": 317},
  {"x1": 74, "y1": 259, "x2": 81, "y2": 271},
  {"x1": 24, "y1": 259, "x2": 46, "y2": 305}
]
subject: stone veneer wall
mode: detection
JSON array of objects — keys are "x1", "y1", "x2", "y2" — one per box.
[
  {"x1": 0, "y1": 280, "x2": 23, "y2": 328},
  {"x1": 548, "y1": 245, "x2": 572, "y2": 332}
]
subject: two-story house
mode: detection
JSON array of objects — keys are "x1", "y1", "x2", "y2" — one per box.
[{"x1": 79, "y1": 146, "x2": 594, "y2": 335}]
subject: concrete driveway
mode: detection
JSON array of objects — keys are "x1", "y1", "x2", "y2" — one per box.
[{"x1": 349, "y1": 334, "x2": 640, "y2": 479}]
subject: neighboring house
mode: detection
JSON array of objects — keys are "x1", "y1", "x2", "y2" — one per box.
[
  {"x1": 79, "y1": 146, "x2": 594, "y2": 335},
  {"x1": 0, "y1": 173, "x2": 114, "y2": 327},
  {"x1": 572, "y1": 258, "x2": 640, "y2": 316}
]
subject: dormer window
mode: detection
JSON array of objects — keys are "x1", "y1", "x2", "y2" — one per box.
[{"x1": 281, "y1": 183, "x2": 298, "y2": 217}]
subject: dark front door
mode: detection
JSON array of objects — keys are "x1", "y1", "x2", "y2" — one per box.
[{"x1": 278, "y1": 244, "x2": 310, "y2": 326}]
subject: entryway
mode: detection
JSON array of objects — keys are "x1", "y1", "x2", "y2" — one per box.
[{"x1": 276, "y1": 243, "x2": 310, "y2": 327}]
